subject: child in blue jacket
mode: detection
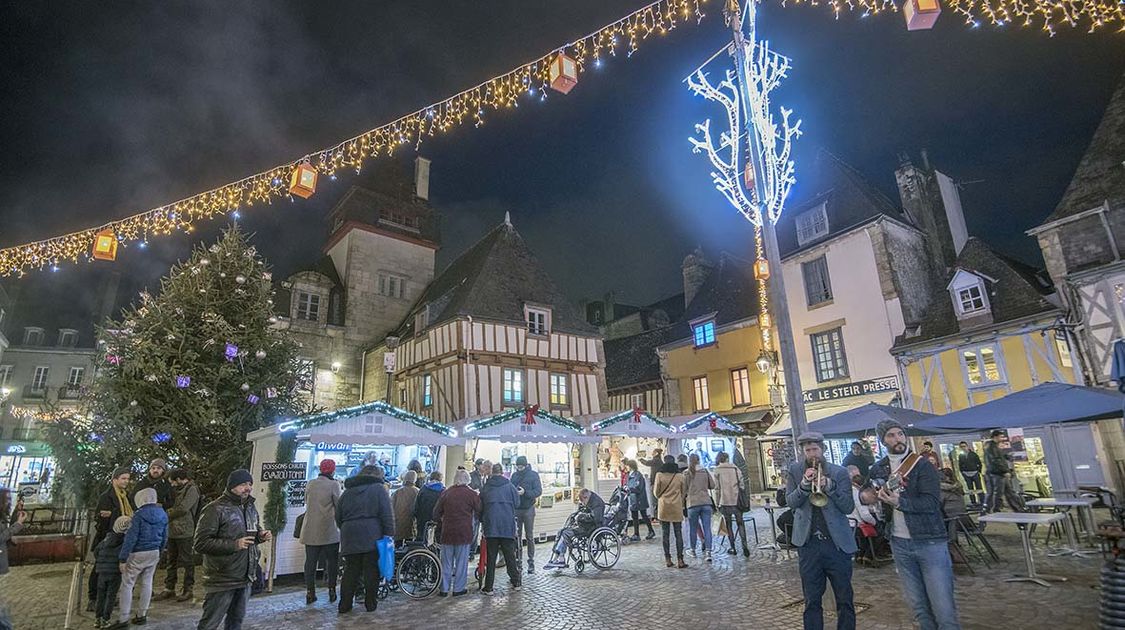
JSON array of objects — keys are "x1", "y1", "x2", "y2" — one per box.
[{"x1": 108, "y1": 487, "x2": 167, "y2": 629}]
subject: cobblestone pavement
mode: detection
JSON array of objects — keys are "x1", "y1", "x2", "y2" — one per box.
[{"x1": 2, "y1": 519, "x2": 1104, "y2": 630}]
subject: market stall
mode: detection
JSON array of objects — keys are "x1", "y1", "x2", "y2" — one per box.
[
  {"x1": 579, "y1": 407, "x2": 678, "y2": 499},
  {"x1": 665, "y1": 411, "x2": 748, "y2": 469},
  {"x1": 247, "y1": 400, "x2": 460, "y2": 576},
  {"x1": 462, "y1": 405, "x2": 600, "y2": 538}
]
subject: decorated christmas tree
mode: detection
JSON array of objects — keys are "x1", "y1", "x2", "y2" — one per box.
[{"x1": 46, "y1": 227, "x2": 311, "y2": 502}]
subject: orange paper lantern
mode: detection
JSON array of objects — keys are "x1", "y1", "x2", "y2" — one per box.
[
  {"x1": 92, "y1": 229, "x2": 118, "y2": 261},
  {"x1": 754, "y1": 259, "x2": 770, "y2": 280},
  {"x1": 548, "y1": 53, "x2": 578, "y2": 94},
  {"x1": 289, "y1": 161, "x2": 317, "y2": 199},
  {"x1": 903, "y1": 0, "x2": 940, "y2": 30}
]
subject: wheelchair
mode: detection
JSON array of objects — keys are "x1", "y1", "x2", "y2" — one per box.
[
  {"x1": 339, "y1": 523, "x2": 442, "y2": 601},
  {"x1": 552, "y1": 511, "x2": 622, "y2": 573}
]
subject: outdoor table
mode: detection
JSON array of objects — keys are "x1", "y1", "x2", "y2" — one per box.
[
  {"x1": 1027, "y1": 497, "x2": 1098, "y2": 557},
  {"x1": 758, "y1": 503, "x2": 786, "y2": 552},
  {"x1": 979, "y1": 512, "x2": 1068, "y2": 587}
]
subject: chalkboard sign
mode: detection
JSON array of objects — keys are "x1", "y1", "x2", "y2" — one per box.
[
  {"x1": 261, "y1": 462, "x2": 307, "y2": 482},
  {"x1": 286, "y1": 480, "x2": 307, "y2": 507}
]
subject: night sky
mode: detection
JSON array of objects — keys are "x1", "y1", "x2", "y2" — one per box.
[{"x1": 1, "y1": 1, "x2": 1123, "y2": 318}]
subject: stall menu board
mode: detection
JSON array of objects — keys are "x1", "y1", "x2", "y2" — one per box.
[
  {"x1": 261, "y1": 462, "x2": 307, "y2": 481},
  {"x1": 287, "y1": 480, "x2": 307, "y2": 508}
]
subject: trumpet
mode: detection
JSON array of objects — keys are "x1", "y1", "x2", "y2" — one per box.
[{"x1": 806, "y1": 457, "x2": 829, "y2": 508}]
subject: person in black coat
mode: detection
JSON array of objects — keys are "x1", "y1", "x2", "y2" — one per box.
[
  {"x1": 414, "y1": 471, "x2": 444, "y2": 542},
  {"x1": 133, "y1": 459, "x2": 173, "y2": 510},
  {"x1": 335, "y1": 465, "x2": 395, "y2": 614},
  {"x1": 625, "y1": 460, "x2": 655, "y2": 541},
  {"x1": 88, "y1": 467, "x2": 134, "y2": 611}
]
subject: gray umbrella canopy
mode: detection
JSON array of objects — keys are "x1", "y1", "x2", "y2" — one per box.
[
  {"x1": 913, "y1": 382, "x2": 1122, "y2": 432},
  {"x1": 770, "y1": 402, "x2": 943, "y2": 439}
]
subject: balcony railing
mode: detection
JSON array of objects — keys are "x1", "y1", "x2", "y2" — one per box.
[
  {"x1": 58, "y1": 386, "x2": 82, "y2": 400},
  {"x1": 22, "y1": 385, "x2": 48, "y2": 400}
]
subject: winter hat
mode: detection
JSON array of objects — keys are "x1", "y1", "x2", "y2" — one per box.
[
  {"x1": 876, "y1": 419, "x2": 906, "y2": 445},
  {"x1": 797, "y1": 431, "x2": 825, "y2": 446},
  {"x1": 149, "y1": 458, "x2": 167, "y2": 471},
  {"x1": 515, "y1": 455, "x2": 529, "y2": 467},
  {"x1": 113, "y1": 515, "x2": 132, "y2": 534},
  {"x1": 134, "y1": 487, "x2": 157, "y2": 507},
  {"x1": 319, "y1": 459, "x2": 337, "y2": 476},
  {"x1": 226, "y1": 468, "x2": 253, "y2": 490},
  {"x1": 401, "y1": 470, "x2": 417, "y2": 485},
  {"x1": 111, "y1": 466, "x2": 132, "y2": 481}
]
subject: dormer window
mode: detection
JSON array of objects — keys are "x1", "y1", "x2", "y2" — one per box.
[
  {"x1": 957, "y1": 285, "x2": 986, "y2": 315},
  {"x1": 795, "y1": 203, "x2": 829, "y2": 246},
  {"x1": 414, "y1": 308, "x2": 429, "y2": 334},
  {"x1": 525, "y1": 306, "x2": 551, "y2": 337},
  {"x1": 58, "y1": 329, "x2": 78, "y2": 347},
  {"x1": 295, "y1": 292, "x2": 321, "y2": 322},
  {"x1": 948, "y1": 270, "x2": 993, "y2": 319},
  {"x1": 23, "y1": 327, "x2": 43, "y2": 346},
  {"x1": 692, "y1": 319, "x2": 716, "y2": 348}
]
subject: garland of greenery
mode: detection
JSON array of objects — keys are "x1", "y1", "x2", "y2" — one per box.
[
  {"x1": 287, "y1": 399, "x2": 455, "y2": 436},
  {"x1": 590, "y1": 409, "x2": 675, "y2": 433},
  {"x1": 463, "y1": 405, "x2": 584, "y2": 435},
  {"x1": 679, "y1": 411, "x2": 748, "y2": 437}
]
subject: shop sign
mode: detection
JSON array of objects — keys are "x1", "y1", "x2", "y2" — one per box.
[
  {"x1": 315, "y1": 441, "x2": 350, "y2": 452},
  {"x1": 7, "y1": 445, "x2": 26, "y2": 454},
  {"x1": 0, "y1": 441, "x2": 51, "y2": 458},
  {"x1": 260, "y1": 462, "x2": 307, "y2": 482},
  {"x1": 802, "y1": 376, "x2": 898, "y2": 404},
  {"x1": 383, "y1": 352, "x2": 396, "y2": 373},
  {"x1": 286, "y1": 480, "x2": 307, "y2": 507},
  {"x1": 17, "y1": 483, "x2": 40, "y2": 498}
]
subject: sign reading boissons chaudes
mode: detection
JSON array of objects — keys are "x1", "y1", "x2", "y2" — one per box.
[
  {"x1": 802, "y1": 376, "x2": 898, "y2": 404},
  {"x1": 260, "y1": 462, "x2": 307, "y2": 482}
]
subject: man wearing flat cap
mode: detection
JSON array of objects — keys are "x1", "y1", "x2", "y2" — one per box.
[
  {"x1": 786, "y1": 431, "x2": 856, "y2": 630},
  {"x1": 868, "y1": 419, "x2": 961, "y2": 630}
]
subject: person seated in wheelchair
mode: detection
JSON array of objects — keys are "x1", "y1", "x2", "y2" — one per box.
[{"x1": 542, "y1": 488, "x2": 605, "y2": 570}]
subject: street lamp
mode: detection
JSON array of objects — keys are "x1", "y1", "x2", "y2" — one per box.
[{"x1": 755, "y1": 348, "x2": 774, "y2": 375}]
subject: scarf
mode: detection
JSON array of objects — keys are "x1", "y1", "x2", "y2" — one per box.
[{"x1": 114, "y1": 486, "x2": 134, "y2": 517}]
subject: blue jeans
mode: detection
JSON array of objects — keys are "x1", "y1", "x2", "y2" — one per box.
[
  {"x1": 440, "y1": 543, "x2": 470, "y2": 594},
  {"x1": 197, "y1": 585, "x2": 250, "y2": 630},
  {"x1": 686, "y1": 505, "x2": 713, "y2": 552},
  {"x1": 797, "y1": 535, "x2": 855, "y2": 630},
  {"x1": 890, "y1": 537, "x2": 961, "y2": 630}
]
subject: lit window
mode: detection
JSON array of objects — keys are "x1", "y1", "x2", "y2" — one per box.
[
  {"x1": 526, "y1": 307, "x2": 551, "y2": 336},
  {"x1": 422, "y1": 374, "x2": 433, "y2": 407},
  {"x1": 802, "y1": 256, "x2": 833, "y2": 306},
  {"x1": 503, "y1": 369, "x2": 524, "y2": 405},
  {"x1": 1054, "y1": 331, "x2": 1073, "y2": 369},
  {"x1": 811, "y1": 328, "x2": 849, "y2": 382},
  {"x1": 957, "y1": 285, "x2": 986, "y2": 315},
  {"x1": 296, "y1": 292, "x2": 321, "y2": 321},
  {"x1": 692, "y1": 321, "x2": 716, "y2": 347},
  {"x1": 962, "y1": 345, "x2": 1005, "y2": 386},
  {"x1": 32, "y1": 366, "x2": 49, "y2": 391},
  {"x1": 692, "y1": 376, "x2": 710, "y2": 412},
  {"x1": 796, "y1": 203, "x2": 829, "y2": 246},
  {"x1": 550, "y1": 373, "x2": 569, "y2": 407},
  {"x1": 731, "y1": 368, "x2": 751, "y2": 406},
  {"x1": 67, "y1": 367, "x2": 84, "y2": 387}
]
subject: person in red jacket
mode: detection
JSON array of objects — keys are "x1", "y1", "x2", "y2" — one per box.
[{"x1": 433, "y1": 469, "x2": 481, "y2": 597}]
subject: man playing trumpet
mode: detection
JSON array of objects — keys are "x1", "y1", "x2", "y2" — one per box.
[{"x1": 786, "y1": 432, "x2": 857, "y2": 630}]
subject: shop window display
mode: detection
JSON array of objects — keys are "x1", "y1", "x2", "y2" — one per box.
[{"x1": 596, "y1": 436, "x2": 667, "y2": 480}]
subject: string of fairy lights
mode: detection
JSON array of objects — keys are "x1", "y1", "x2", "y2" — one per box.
[{"x1": 0, "y1": 0, "x2": 1120, "y2": 278}]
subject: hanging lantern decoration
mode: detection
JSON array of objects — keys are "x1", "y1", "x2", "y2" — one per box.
[
  {"x1": 175, "y1": 375, "x2": 191, "y2": 389},
  {"x1": 92, "y1": 229, "x2": 118, "y2": 261},
  {"x1": 288, "y1": 160, "x2": 318, "y2": 199},
  {"x1": 903, "y1": 0, "x2": 941, "y2": 30},
  {"x1": 224, "y1": 343, "x2": 239, "y2": 362},
  {"x1": 247, "y1": 394, "x2": 260, "y2": 405},
  {"x1": 265, "y1": 387, "x2": 278, "y2": 399},
  {"x1": 548, "y1": 52, "x2": 578, "y2": 94},
  {"x1": 754, "y1": 259, "x2": 770, "y2": 280}
]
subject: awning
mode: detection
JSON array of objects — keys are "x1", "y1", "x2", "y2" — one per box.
[
  {"x1": 578, "y1": 409, "x2": 677, "y2": 438},
  {"x1": 914, "y1": 382, "x2": 1124, "y2": 432},
  {"x1": 277, "y1": 400, "x2": 462, "y2": 446},
  {"x1": 725, "y1": 409, "x2": 773, "y2": 428},
  {"x1": 768, "y1": 402, "x2": 943, "y2": 439},
  {"x1": 664, "y1": 412, "x2": 748, "y2": 437},
  {"x1": 462, "y1": 406, "x2": 600, "y2": 444}
]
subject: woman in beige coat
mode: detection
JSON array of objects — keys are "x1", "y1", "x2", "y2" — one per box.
[
  {"x1": 682, "y1": 453, "x2": 717, "y2": 561},
  {"x1": 652, "y1": 455, "x2": 687, "y2": 568},
  {"x1": 392, "y1": 470, "x2": 420, "y2": 543}
]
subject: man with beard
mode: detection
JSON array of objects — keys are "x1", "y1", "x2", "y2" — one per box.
[{"x1": 868, "y1": 420, "x2": 961, "y2": 630}]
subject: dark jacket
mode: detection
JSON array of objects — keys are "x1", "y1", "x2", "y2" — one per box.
[
  {"x1": 469, "y1": 470, "x2": 485, "y2": 491},
  {"x1": 983, "y1": 442, "x2": 1011, "y2": 475},
  {"x1": 626, "y1": 470, "x2": 649, "y2": 512},
  {"x1": 480, "y1": 475, "x2": 520, "y2": 539},
  {"x1": 0, "y1": 521, "x2": 24, "y2": 575},
  {"x1": 134, "y1": 474, "x2": 174, "y2": 510},
  {"x1": 120, "y1": 504, "x2": 168, "y2": 560},
  {"x1": 577, "y1": 492, "x2": 606, "y2": 531},
  {"x1": 193, "y1": 492, "x2": 263, "y2": 593},
  {"x1": 958, "y1": 450, "x2": 983, "y2": 474},
  {"x1": 167, "y1": 481, "x2": 201, "y2": 539},
  {"x1": 510, "y1": 468, "x2": 543, "y2": 511},
  {"x1": 94, "y1": 486, "x2": 134, "y2": 547},
  {"x1": 639, "y1": 455, "x2": 663, "y2": 487},
  {"x1": 785, "y1": 461, "x2": 857, "y2": 554},
  {"x1": 336, "y1": 475, "x2": 395, "y2": 555},
  {"x1": 94, "y1": 530, "x2": 125, "y2": 575},
  {"x1": 433, "y1": 485, "x2": 482, "y2": 546},
  {"x1": 870, "y1": 454, "x2": 947, "y2": 541},
  {"x1": 414, "y1": 482, "x2": 444, "y2": 539},
  {"x1": 842, "y1": 452, "x2": 873, "y2": 478}
]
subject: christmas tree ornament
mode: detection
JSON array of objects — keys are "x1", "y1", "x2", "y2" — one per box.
[
  {"x1": 166, "y1": 334, "x2": 176, "y2": 341},
  {"x1": 255, "y1": 349, "x2": 267, "y2": 359},
  {"x1": 246, "y1": 394, "x2": 260, "y2": 405},
  {"x1": 225, "y1": 343, "x2": 239, "y2": 361},
  {"x1": 175, "y1": 375, "x2": 191, "y2": 388},
  {"x1": 200, "y1": 258, "x2": 210, "y2": 266},
  {"x1": 235, "y1": 275, "x2": 246, "y2": 284},
  {"x1": 220, "y1": 272, "x2": 227, "y2": 278},
  {"x1": 92, "y1": 229, "x2": 118, "y2": 261},
  {"x1": 152, "y1": 432, "x2": 172, "y2": 444},
  {"x1": 268, "y1": 316, "x2": 278, "y2": 323},
  {"x1": 289, "y1": 160, "x2": 318, "y2": 199},
  {"x1": 903, "y1": 0, "x2": 941, "y2": 30},
  {"x1": 266, "y1": 387, "x2": 278, "y2": 398},
  {"x1": 548, "y1": 52, "x2": 579, "y2": 94},
  {"x1": 129, "y1": 400, "x2": 138, "y2": 407},
  {"x1": 199, "y1": 289, "x2": 206, "y2": 294},
  {"x1": 240, "y1": 383, "x2": 250, "y2": 392},
  {"x1": 262, "y1": 272, "x2": 272, "y2": 281},
  {"x1": 106, "y1": 354, "x2": 121, "y2": 365},
  {"x1": 191, "y1": 267, "x2": 201, "y2": 275},
  {"x1": 210, "y1": 244, "x2": 220, "y2": 253},
  {"x1": 145, "y1": 374, "x2": 158, "y2": 382}
]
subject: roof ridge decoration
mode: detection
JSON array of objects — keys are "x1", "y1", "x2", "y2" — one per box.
[
  {"x1": 590, "y1": 407, "x2": 676, "y2": 432},
  {"x1": 278, "y1": 399, "x2": 456, "y2": 437},
  {"x1": 464, "y1": 405, "x2": 585, "y2": 434}
]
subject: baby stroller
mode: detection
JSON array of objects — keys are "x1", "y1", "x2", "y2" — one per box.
[{"x1": 604, "y1": 486, "x2": 632, "y2": 541}]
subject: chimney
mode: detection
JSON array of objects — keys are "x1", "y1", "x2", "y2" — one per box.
[
  {"x1": 414, "y1": 157, "x2": 431, "y2": 200},
  {"x1": 682, "y1": 248, "x2": 712, "y2": 307},
  {"x1": 604, "y1": 291, "x2": 616, "y2": 323},
  {"x1": 895, "y1": 153, "x2": 958, "y2": 272}
]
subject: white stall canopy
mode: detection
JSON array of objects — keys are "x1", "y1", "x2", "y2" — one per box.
[
  {"x1": 279, "y1": 400, "x2": 462, "y2": 446},
  {"x1": 462, "y1": 405, "x2": 600, "y2": 443},
  {"x1": 665, "y1": 411, "x2": 748, "y2": 438},
  {"x1": 580, "y1": 408, "x2": 678, "y2": 439}
]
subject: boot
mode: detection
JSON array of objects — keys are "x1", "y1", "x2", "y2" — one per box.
[
  {"x1": 306, "y1": 589, "x2": 317, "y2": 605},
  {"x1": 677, "y1": 556, "x2": 688, "y2": 569},
  {"x1": 176, "y1": 588, "x2": 193, "y2": 602},
  {"x1": 328, "y1": 586, "x2": 337, "y2": 603},
  {"x1": 152, "y1": 590, "x2": 176, "y2": 601},
  {"x1": 664, "y1": 555, "x2": 674, "y2": 568}
]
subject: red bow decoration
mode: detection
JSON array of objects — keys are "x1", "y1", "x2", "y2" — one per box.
[
  {"x1": 523, "y1": 404, "x2": 540, "y2": 425},
  {"x1": 709, "y1": 417, "x2": 718, "y2": 430},
  {"x1": 632, "y1": 406, "x2": 644, "y2": 423}
]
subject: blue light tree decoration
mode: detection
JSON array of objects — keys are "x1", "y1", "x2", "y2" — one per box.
[{"x1": 687, "y1": 0, "x2": 810, "y2": 441}]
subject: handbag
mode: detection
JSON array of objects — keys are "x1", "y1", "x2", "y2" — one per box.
[
  {"x1": 293, "y1": 513, "x2": 305, "y2": 540},
  {"x1": 376, "y1": 536, "x2": 395, "y2": 579}
]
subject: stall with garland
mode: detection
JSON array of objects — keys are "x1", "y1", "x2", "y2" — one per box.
[
  {"x1": 462, "y1": 405, "x2": 599, "y2": 538},
  {"x1": 247, "y1": 400, "x2": 459, "y2": 577},
  {"x1": 580, "y1": 408, "x2": 678, "y2": 499},
  {"x1": 664, "y1": 411, "x2": 748, "y2": 469}
]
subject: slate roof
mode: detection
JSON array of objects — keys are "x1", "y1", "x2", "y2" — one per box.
[
  {"x1": 1042, "y1": 73, "x2": 1125, "y2": 225},
  {"x1": 392, "y1": 218, "x2": 597, "y2": 338},
  {"x1": 776, "y1": 149, "x2": 909, "y2": 257},
  {"x1": 604, "y1": 324, "x2": 685, "y2": 390},
  {"x1": 892, "y1": 237, "x2": 1058, "y2": 348},
  {"x1": 680, "y1": 253, "x2": 760, "y2": 329}
]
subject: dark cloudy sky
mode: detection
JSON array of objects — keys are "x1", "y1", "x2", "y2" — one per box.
[{"x1": 1, "y1": 1, "x2": 1122, "y2": 317}]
